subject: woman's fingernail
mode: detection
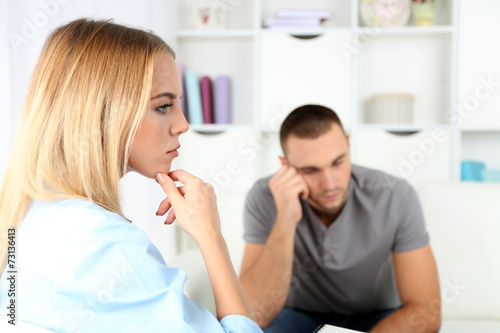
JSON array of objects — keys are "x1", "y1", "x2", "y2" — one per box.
[{"x1": 156, "y1": 173, "x2": 165, "y2": 184}]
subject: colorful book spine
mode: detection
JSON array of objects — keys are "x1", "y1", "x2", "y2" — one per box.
[
  {"x1": 184, "y1": 70, "x2": 203, "y2": 125},
  {"x1": 200, "y1": 76, "x2": 213, "y2": 124},
  {"x1": 176, "y1": 62, "x2": 188, "y2": 121},
  {"x1": 214, "y1": 76, "x2": 231, "y2": 124}
]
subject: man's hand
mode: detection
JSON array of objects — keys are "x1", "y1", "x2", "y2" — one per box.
[{"x1": 269, "y1": 158, "x2": 309, "y2": 225}]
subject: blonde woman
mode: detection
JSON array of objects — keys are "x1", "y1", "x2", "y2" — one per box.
[{"x1": 0, "y1": 18, "x2": 261, "y2": 332}]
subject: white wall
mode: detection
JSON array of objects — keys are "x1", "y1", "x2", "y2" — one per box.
[
  {"x1": 1, "y1": 0, "x2": 179, "y2": 261},
  {"x1": 0, "y1": 0, "x2": 13, "y2": 178}
]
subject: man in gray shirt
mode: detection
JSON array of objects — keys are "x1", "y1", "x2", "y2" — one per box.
[{"x1": 239, "y1": 105, "x2": 441, "y2": 333}]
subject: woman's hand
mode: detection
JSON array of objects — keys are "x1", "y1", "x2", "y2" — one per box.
[
  {"x1": 156, "y1": 170, "x2": 256, "y2": 322},
  {"x1": 156, "y1": 170, "x2": 221, "y2": 243}
]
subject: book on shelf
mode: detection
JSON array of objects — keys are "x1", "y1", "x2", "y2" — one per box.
[
  {"x1": 264, "y1": 17, "x2": 322, "y2": 29},
  {"x1": 176, "y1": 62, "x2": 188, "y2": 121},
  {"x1": 264, "y1": 8, "x2": 330, "y2": 29},
  {"x1": 275, "y1": 8, "x2": 331, "y2": 21},
  {"x1": 200, "y1": 76, "x2": 213, "y2": 124},
  {"x1": 214, "y1": 76, "x2": 231, "y2": 124},
  {"x1": 181, "y1": 67, "x2": 232, "y2": 125},
  {"x1": 184, "y1": 70, "x2": 203, "y2": 125}
]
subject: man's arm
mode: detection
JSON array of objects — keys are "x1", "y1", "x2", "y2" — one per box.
[
  {"x1": 369, "y1": 244, "x2": 441, "y2": 333},
  {"x1": 239, "y1": 228, "x2": 295, "y2": 327},
  {"x1": 239, "y1": 163, "x2": 309, "y2": 328}
]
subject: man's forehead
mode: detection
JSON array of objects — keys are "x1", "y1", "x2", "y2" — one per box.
[{"x1": 285, "y1": 126, "x2": 347, "y2": 152}]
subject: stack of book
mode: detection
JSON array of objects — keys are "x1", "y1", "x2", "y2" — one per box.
[
  {"x1": 177, "y1": 62, "x2": 231, "y2": 125},
  {"x1": 264, "y1": 8, "x2": 331, "y2": 30}
]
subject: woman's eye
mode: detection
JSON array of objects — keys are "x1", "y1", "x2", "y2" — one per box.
[{"x1": 156, "y1": 103, "x2": 173, "y2": 114}]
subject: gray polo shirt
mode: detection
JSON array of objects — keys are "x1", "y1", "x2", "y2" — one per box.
[{"x1": 243, "y1": 164, "x2": 429, "y2": 315}]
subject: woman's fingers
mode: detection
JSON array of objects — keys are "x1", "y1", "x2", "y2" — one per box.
[
  {"x1": 167, "y1": 169, "x2": 197, "y2": 184},
  {"x1": 156, "y1": 173, "x2": 183, "y2": 205},
  {"x1": 156, "y1": 197, "x2": 171, "y2": 216},
  {"x1": 156, "y1": 170, "x2": 220, "y2": 239},
  {"x1": 156, "y1": 186, "x2": 186, "y2": 216},
  {"x1": 165, "y1": 209, "x2": 176, "y2": 225}
]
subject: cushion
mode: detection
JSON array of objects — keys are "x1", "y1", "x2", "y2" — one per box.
[{"x1": 418, "y1": 181, "x2": 500, "y2": 319}]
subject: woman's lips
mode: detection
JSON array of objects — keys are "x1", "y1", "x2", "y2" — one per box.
[{"x1": 166, "y1": 145, "x2": 180, "y2": 157}]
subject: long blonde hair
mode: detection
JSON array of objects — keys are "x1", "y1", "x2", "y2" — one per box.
[{"x1": 0, "y1": 18, "x2": 174, "y2": 270}]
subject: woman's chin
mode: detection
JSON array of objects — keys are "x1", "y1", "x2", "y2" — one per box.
[
  {"x1": 153, "y1": 167, "x2": 172, "y2": 178},
  {"x1": 125, "y1": 165, "x2": 171, "y2": 180}
]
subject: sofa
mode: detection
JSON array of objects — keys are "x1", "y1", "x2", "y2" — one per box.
[{"x1": 418, "y1": 180, "x2": 500, "y2": 332}]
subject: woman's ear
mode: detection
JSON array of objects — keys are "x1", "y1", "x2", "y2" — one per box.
[{"x1": 278, "y1": 156, "x2": 287, "y2": 166}]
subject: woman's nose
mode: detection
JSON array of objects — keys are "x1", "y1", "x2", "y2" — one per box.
[{"x1": 171, "y1": 106, "x2": 189, "y2": 135}]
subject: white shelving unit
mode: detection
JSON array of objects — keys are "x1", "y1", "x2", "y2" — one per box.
[{"x1": 172, "y1": 0, "x2": 498, "y2": 191}]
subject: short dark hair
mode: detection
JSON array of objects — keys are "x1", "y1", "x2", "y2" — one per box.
[{"x1": 279, "y1": 104, "x2": 345, "y2": 153}]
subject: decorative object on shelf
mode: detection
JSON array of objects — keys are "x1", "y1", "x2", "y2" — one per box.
[
  {"x1": 214, "y1": 76, "x2": 231, "y2": 124},
  {"x1": 192, "y1": 1, "x2": 229, "y2": 29},
  {"x1": 482, "y1": 169, "x2": 500, "y2": 182},
  {"x1": 411, "y1": 0, "x2": 436, "y2": 27},
  {"x1": 461, "y1": 160, "x2": 500, "y2": 182},
  {"x1": 366, "y1": 93, "x2": 414, "y2": 124},
  {"x1": 461, "y1": 160, "x2": 485, "y2": 181},
  {"x1": 264, "y1": 8, "x2": 330, "y2": 29},
  {"x1": 360, "y1": 0, "x2": 411, "y2": 27}
]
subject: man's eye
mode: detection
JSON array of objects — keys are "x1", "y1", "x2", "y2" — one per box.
[{"x1": 156, "y1": 103, "x2": 173, "y2": 114}]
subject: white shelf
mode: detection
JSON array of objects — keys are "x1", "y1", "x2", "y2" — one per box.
[
  {"x1": 259, "y1": 26, "x2": 453, "y2": 36},
  {"x1": 260, "y1": 28, "x2": 352, "y2": 35},
  {"x1": 357, "y1": 124, "x2": 452, "y2": 132},
  {"x1": 354, "y1": 25, "x2": 454, "y2": 35},
  {"x1": 459, "y1": 127, "x2": 500, "y2": 132},
  {"x1": 177, "y1": 30, "x2": 255, "y2": 38}
]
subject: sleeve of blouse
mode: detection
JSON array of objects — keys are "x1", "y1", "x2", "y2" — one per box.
[{"x1": 52, "y1": 215, "x2": 262, "y2": 333}]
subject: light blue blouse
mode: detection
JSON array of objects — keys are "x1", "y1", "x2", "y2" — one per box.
[{"x1": 0, "y1": 199, "x2": 262, "y2": 332}]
